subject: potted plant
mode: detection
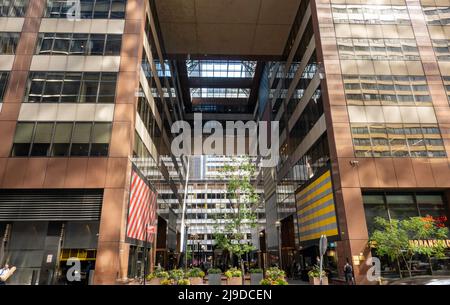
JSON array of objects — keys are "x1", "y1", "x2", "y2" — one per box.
[
  {"x1": 225, "y1": 267, "x2": 242, "y2": 285},
  {"x1": 187, "y1": 267, "x2": 205, "y2": 285},
  {"x1": 259, "y1": 267, "x2": 288, "y2": 285},
  {"x1": 249, "y1": 268, "x2": 263, "y2": 285},
  {"x1": 169, "y1": 268, "x2": 185, "y2": 282},
  {"x1": 146, "y1": 268, "x2": 169, "y2": 285},
  {"x1": 207, "y1": 268, "x2": 222, "y2": 285},
  {"x1": 307, "y1": 265, "x2": 328, "y2": 285},
  {"x1": 177, "y1": 278, "x2": 191, "y2": 285}
]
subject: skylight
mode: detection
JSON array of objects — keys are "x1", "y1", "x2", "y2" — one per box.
[
  {"x1": 187, "y1": 60, "x2": 256, "y2": 78},
  {"x1": 190, "y1": 88, "x2": 250, "y2": 99}
]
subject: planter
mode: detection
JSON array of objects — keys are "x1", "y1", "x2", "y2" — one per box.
[
  {"x1": 148, "y1": 278, "x2": 161, "y2": 285},
  {"x1": 309, "y1": 276, "x2": 328, "y2": 285},
  {"x1": 208, "y1": 274, "x2": 222, "y2": 285},
  {"x1": 189, "y1": 277, "x2": 204, "y2": 285},
  {"x1": 227, "y1": 277, "x2": 243, "y2": 285},
  {"x1": 250, "y1": 273, "x2": 263, "y2": 285}
]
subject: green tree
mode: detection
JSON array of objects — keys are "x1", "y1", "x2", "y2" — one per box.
[
  {"x1": 213, "y1": 158, "x2": 259, "y2": 283},
  {"x1": 370, "y1": 216, "x2": 448, "y2": 278}
]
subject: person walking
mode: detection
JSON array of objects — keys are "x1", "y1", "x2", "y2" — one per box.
[{"x1": 344, "y1": 260, "x2": 354, "y2": 285}]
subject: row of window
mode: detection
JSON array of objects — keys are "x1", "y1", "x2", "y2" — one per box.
[
  {"x1": 0, "y1": 32, "x2": 20, "y2": 55},
  {"x1": 25, "y1": 71, "x2": 117, "y2": 103},
  {"x1": 351, "y1": 123, "x2": 446, "y2": 158},
  {"x1": 0, "y1": 0, "x2": 127, "y2": 18},
  {"x1": 444, "y1": 76, "x2": 450, "y2": 100},
  {"x1": 0, "y1": 0, "x2": 27, "y2": 17},
  {"x1": 45, "y1": 0, "x2": 126, "y2": 19},
  {"x1": 36, "y1": 33, "x2": 122, "y2": 56},
  {"x1": 331, "y1": 5, "x2": 411, "y2": 24},
  {"x1": 424, "y1": 6, "x2": 450, "y2": 25},
  {"x1": 137, "y1": 91, "x2": 161, "y2": 139},
  {"x1": 433, "y1": 40, "x2": 450, "y2": 61},
  {"x1": 363, "y1": 192, "x2": 447, "y2": 233},
  {"x1": 343, "y1": 75, "x2": 432, "y2": 106},
  {"x1": 11, "y1": 121, "x2": 112, "y2": 157},
  {"x1": 0, "y1": 72, "x2": 9, "y2": 102},
  {"x1": 337, "y1": 38, "x2": 420, "y2": 61}
]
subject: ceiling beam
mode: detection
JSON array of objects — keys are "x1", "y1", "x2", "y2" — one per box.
[
  {"x1": 188, "y1": 77, "x2": 253, "y2": 88},
  {"x1": 247, "y1": 62, "x2": 265, "y2": 112},
  {"x1": 175, "y1": 60, "x2": 192, "y2": 112},
  {"x1": 166, "y1": 53, "x2": 283, "y2": 61}
]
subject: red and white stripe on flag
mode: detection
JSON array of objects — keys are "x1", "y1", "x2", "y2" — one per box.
[{"x1": 126, "y1": 170, "x2": 158, "y2": 242}]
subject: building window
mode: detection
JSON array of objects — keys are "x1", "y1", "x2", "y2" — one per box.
[
  {"x1": 351, "y1": 123, "x2": 446, "y2": 158},
  {"x1": 11, "y1": 121, "x2": 112, "y2": 157},
  {"x1": 0, "y1": 0, "x2": 28, "y2": 17},
  {"x1": 25, "y1": 71, "x2": 117, "y2": 103},
  {"x1": 36, "y1": 33, "x2": 122, "y2": 56},
  {"x1": 423, "y1": 6, "x2": 450, "y2": 25},
  {"x1": 432, "y1": 40, "x2": 450, "y2": 61},
  {"x1": 363, "y1": 191, "x2": 448, "y2": 234},
  {"x1": 444, "y1": 76, "x2": 450, "y2": 101},
  {"x1": 343, "y1": 75, "x2": 432, "y2": 106},
  {"x1": 337, "y1": 38, "x2": 420, "y2": 61},
  {"x1": 0, "y1": 32, "x2": 20, "y2": 54},
  {"x1": 45, "y1": 0, "x2": 126, "y2": 19},
  {"x1": 331, "y1": 5, "x2": 411, "y2": 24},
  {"x1": 0, "y1": 72, "x2": 9, "y2": 102}
]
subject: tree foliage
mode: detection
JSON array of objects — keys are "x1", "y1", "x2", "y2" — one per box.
[
  {"x1": 212, "y1": 158, "x2": 259, "y2": 276},
  {"x1": 370, "y1": 216, "x2": 448, "y2": 277}
]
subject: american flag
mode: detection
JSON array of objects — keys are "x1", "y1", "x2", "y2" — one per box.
[{"x1": 126, "y1": 170, "x2": 158, "y2": 243}]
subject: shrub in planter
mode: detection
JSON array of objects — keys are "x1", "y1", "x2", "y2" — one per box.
[
  {"x1": 259, "y1": 267, "x2": 288, "y2": 285},
  {"x1": 146, "y1": 269, "x2": 169, "y2": 285},
  {"x1": 307, "y1": 265, "x2": 328, "y2": 285},
  {"x1": 160, "y1": 278, "x2": 175, "y2": 285},
  {"x1": 187, "y1": 267, "x2": 205, "y2": 285},
  {"x1": 207, "y1": 268, "x2": 222, "y2": 285},
  {"x1": 249, "y1": 268, "x2": 263, "y2": 285},
  {"x1": 169, "y1": 269, "x2": 185, "y2": 282},
  {"x1": 225, "y1": 267, "x2": 242, "y2": 285},
  {"x1": 177, "y1": 279, "x2": 191, "y2": 285}
]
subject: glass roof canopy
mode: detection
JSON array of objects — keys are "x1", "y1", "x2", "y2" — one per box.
[
  {"x1": 187, "y1": 60, "x2": 257, "y2": 78},
  {"x1": 184, "y1": 60, "x2": 258, "y2": 113}
]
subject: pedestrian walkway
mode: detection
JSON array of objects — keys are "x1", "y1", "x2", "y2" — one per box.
[{"x1": 287, "y1": 279, "x2": 310, "y2": 285}]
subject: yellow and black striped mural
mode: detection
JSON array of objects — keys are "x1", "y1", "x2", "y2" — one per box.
[{"x1": 295, "y1": 169, "x2": 338, "y2": 243}]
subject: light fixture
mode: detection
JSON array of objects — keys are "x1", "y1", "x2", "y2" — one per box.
[
  {"x1": 275, "y1": 220, "x2": 281, "y2": 228},
  {"x1": 359, "y1": 252, "x2": 365, "y2": 261},
  {"x1": 349, "y1": 160, "x2": 359, "y2": 167}
]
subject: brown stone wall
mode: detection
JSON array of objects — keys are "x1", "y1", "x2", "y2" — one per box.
[{"x1": 311, "y1": 0, "x2": 450, "y2": 284}]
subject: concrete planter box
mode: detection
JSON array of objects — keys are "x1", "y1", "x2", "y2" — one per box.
[
  {"x1": 208, "y1": 274, "x2": 222, "y2": 285},
  {"x1": 189, "y1": 277, "x2": 204, "y2": 285},
  {"x1": 148, "y1": 278, "x2": 161, "y2": 285},
  {"x1": 227, "y1": 277, "x2": 243, "y2": 285},
  {"x1": 250, "y1": 273, "x2": 263, "y2": 285},
  {"x1": 309, "y1": 277, "x2": 328, "y2": 285}
]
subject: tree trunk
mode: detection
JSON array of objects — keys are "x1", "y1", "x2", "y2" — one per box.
[
  {"x1": 240, "y1": 257, "x2": 246, "y2": 285},
  {"x1": 396, "y1": 258, "x2": 403, "y2": 279}
]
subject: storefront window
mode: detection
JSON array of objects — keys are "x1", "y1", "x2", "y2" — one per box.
[{"x1": 386, "y1": 194, "x2": 418, "y2": 220}]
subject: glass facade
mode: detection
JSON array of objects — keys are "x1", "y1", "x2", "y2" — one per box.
[
  {"x1": 36, "y1": 33, "x2": 122, "y2": 56},
  {"x1": 11, "y1": 121, "x2": 112, "y2": 157},
  {"x1": 45, "y1": 0, "x2": 126, "y2": 19},
  {"x1": 343, "y1": 75, "x2": 432, "y2": 106},
  {"x1": 24, "y1": 72, "x2": 117, "y2": 103},
  {"x1": 0, "y1": 0, "x2": 28, "y2": 17},
  {"x1": 351, "y1": 123, "x2": 446, "y2": 157},
  {"x1": 0, "y1": 32, "x2": 20, "y2": 54},
  {"x1": 364, "y1": 192, "x2": 448, "y2": 233}
]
